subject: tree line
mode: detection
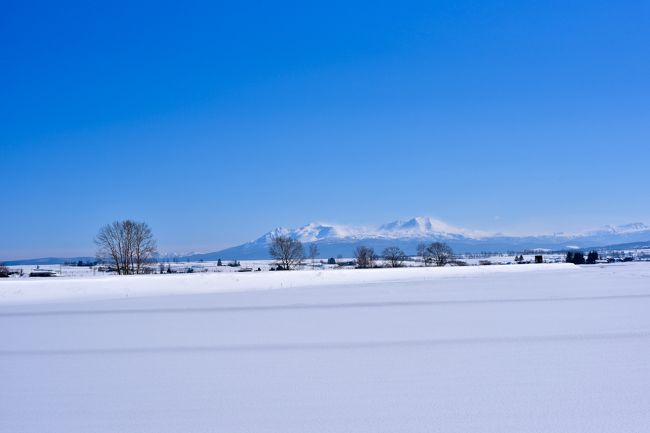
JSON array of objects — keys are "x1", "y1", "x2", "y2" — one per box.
[
  {"x1": 94, "y1": 221, "x2": 457, "y2": 274},
  {"x1": 96, "y1": 219, "x2": 615, "y2": 274},
  {"x1": 267, "y1": 235, "x2": 454, "y2": 270},
  {"x1": 566, "y1": 250, "x2": 599, "y2": 265}
]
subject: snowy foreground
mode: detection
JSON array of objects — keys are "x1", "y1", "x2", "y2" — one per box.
[{"x1": 2, "y1": 263, "x2": 650, "y2": 432}]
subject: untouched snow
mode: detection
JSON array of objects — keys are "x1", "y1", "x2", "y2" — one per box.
[
  {"x1": 2, "y1": 263, "x2": 650, "y2": 432},
  {"x1": 0, "y1": 263, "x2": 576, "y2": 305}
]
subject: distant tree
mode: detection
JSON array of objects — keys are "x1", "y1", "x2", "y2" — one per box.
[
  {"x1": 0, "y1": 263, "x2": 9, "y2": 278},
  {"x1": 586, "y1": 250, "x2": 599, "y2": 264},
  {"x1": 417, "y1": 242, "x2": 432, "y2": 266},
  {"x1": 427, "y1": 242, "x2": 453, "y2": 267},
  {"x1": 572, "y1": 251, "x2": 586, "y2": 265},
  {"x1": 327, "y1": 257, "x2": 337, "y2": 265},
  {"x1": 309, "y1": 244, "x2": 320, "y2": 269},
  {"x1": 383, "y1": 246, "x2": 406, "y2": 268},
  {"x1": 354, "y1": 246, "x2": 376, "y2": 269},
  {"x1": 565, "y1": 252, "x2": 574, "y2": 263},
  {"x1": 217, "y1": 258, "x2": 222, "y2": 266},
  {"x1": 269, "y1": 235, "x2": 304, "y2": 270},
  {"x1": 95, "y1": 220, "x2": 157, "y2": 275}
]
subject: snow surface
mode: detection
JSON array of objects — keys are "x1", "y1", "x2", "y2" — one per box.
[
  {"x1": 0, "y1": 263, "x2": 570, "y2": 305},
  {"x1": 2, "y1": 263, "x2": 650, "y2": 432}
]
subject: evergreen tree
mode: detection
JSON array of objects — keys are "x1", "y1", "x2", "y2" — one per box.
[
  {"x1": 586, "y1": 250, "x2": 599, "y2": 264},
  {"x1": 572, "y1": 252, "x2": 586, "y2": 265},
  {"x1": 566, "y1": 252, "x2": 574, "y2": 263}
]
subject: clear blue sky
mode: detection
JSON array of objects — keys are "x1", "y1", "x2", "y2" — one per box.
[{"x1": 1, "y1": 0, "x2": 649, "y2": 260}]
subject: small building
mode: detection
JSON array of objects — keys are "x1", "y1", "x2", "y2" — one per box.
[
  {"x1": 29, "y1": 269, "x2": 57, "y2": 277},
  {"x1": 534, "y1": 255, "x2": 543, "y2": 264}
]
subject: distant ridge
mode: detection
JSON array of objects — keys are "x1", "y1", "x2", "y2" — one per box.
[
  {"x1": 187, "y1": 217, "x2": 650, "y2": 260},
  {"x1": 2, "y1": 256, "x2": 95, "y2": 266},
  {"x1": 5, "y1": 218, "x2": 649, "y2": 264},
  {"x1": 588, "y1": 240, "x2": 650, "y2": 250}
]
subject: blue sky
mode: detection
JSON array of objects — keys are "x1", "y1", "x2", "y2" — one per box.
[{"x1": 1, "y1": 0, "x2": 649, "y2": 259}]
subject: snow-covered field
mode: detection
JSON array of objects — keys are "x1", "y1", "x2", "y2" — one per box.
[
  {"x1": 2, "y1": 263, "x2": 650, "y2": 432},
  {"x1": 4, "y1": 259, "x2": 281, "y2": 278},
  {"x1": 2, "y1": 254, "x2": 568, "y2": 280}
]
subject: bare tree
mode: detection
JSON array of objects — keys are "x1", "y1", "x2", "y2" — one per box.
[
  {"x1": 95, "y1": 220, "x2": 157, "y2": 275},
  {"x1": 427, "y1": 242, "x2": 453, "y2": 267},
  {"x1": 417, "y1": 242, "x2": 432, "y2": 266},
  {"x1": 308, "y1": 243, "x2": 319, "y2": 269},
  {"x1": 383, "y1": 246, "x2": 406, "y2": 268},
  {"x1": 95, "y1": 221, "x2": 125, "y2": 274},
  {"x1": 354, "y1": 246, "x2": 376, "y2": 269},
  {"x1": 132, "y1": 221, "x2": 157, "y2": 274},
  {"x1": 269, "y1": 235, "x2": 304, "y2": 270}
]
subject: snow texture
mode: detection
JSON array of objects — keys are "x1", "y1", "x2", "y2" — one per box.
[{"x1": 2, "y1": 263, "x2": 650, "y2": 432}]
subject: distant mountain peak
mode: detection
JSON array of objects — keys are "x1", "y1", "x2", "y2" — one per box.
[
  {"x1": 8, "y1": 218, "x2": 649, "y2": 264},
  {"x1": 579, "y1": 222, "x2": 649, "y2": 237},
  {"x1": 378, "y1": 216, "x2": 490, "y2": 239},
  {"x1": 260, "y1": 222, "x2": 361, "y2": 243},
  {"x1": 253, "y1": 218, "x2": 650, "y2": 247},
  {"x1": 603, "y1": 222, "x2": 648, "y2": 233},
  {"x1": 188, "y1": 215, "x2": 650, "y2": 260},
  {"x1": 379, "y1": 216, "x2": 450, "y2": 232},
  {"x1": 254, "y1": 216, "x2": 497, "y2": 245}
]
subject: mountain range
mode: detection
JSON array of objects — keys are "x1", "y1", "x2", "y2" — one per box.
[
  {"x1": 188, "y1": 217, "x2": 650, "y2": 261},
  {"x1": 4, "y1": 217, "x2": 649, "y2": 265}
]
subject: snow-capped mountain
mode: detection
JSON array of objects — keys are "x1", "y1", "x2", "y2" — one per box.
[
  {"x1": 255, "y1": 217, "x2": 489, "y2": 243},
  {"x1": 188, "y1": 217, "x2": 650, "y2": 260},
  {"x1": 5, "y1": 218, "x2": 649, "y2": 264},
  {"x1": 376, "y1": 217, "x2": 490, "y2": 239},
  {"x1": 591, "y1": 222, "x2": 649, "y2": 235}
]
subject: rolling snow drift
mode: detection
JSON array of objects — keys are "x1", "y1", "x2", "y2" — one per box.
[{"x1": 2, "y1": 263, "x2": 650, "y2": 432}]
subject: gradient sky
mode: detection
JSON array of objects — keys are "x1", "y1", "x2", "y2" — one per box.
[{"x1": 1, "y1": 0, "x2": 649, "y2": 260}]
